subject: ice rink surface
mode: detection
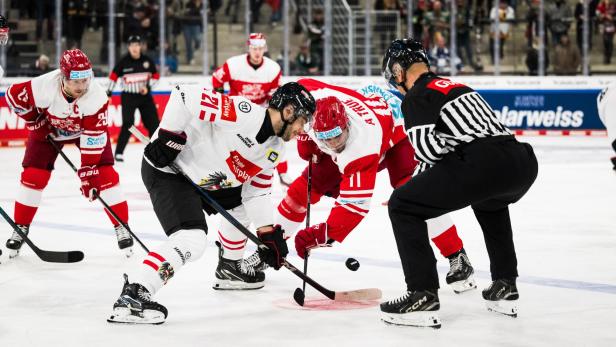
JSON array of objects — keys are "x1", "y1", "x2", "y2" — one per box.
[{"x1": 0, "y1": 136, "x2": 615, "y2": 347}]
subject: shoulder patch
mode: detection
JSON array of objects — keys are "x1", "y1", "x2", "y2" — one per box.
[
  {"x1": 266, "y1": 149, "x2": 279, "y2": 163},
  {"x1": 426, "y1": 79, "x2": 466, "y2": 95},
  {"x1": 238, "y1": 101, "x2": 252, "y2": 113}
]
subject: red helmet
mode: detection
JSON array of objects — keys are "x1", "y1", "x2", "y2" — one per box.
[
  {"x1": 312, "y1": 96, "x2": 349, "y2": 140},
  {"x1": 60, "y1": 49, "x2": 93, "y2": 80},
  {"x1": 247, "y1": 32, "x2": 267, "y2": 47}
]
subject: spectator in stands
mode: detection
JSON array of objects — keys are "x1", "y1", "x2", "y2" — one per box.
[
  {"x1": 251, "y1": 0, "x2": 265, "y2": 23},
  {"x1": 547, "y1": 0, "x2": 574, "y2": 46},
  {"x1": 552, "y1": 33, "x2": 581, "y2": 75},
  {"x1": 597, "y1": 0, "x2": 616, "y2": 64},
  {"x1": 166, "y1": 0, "x2": 183, "y2": 56},
  {"x1": 526, "y1": 0, "x2": 540, "y2": 47},
  {"x1": 31, "y1": 54, "x2": 51, "y2": 76},
  {"x1": 375, "y1": 0, "x2": 406, "y2": 52},
  {"x1": 124, "y1": 5, "x2": 148, "y2": 42},
  {"x1": 295, "y1": 41, "x2": 320, "y2": 75},
  {"x1": 183, "y1": 0, "x2": 203, "y2": 65},
  {"x1": 455, "y1": 0, "x2": 481, "y2": 71},
  {"x1": 429, "y1": 32, "x2": 462, "y2": 75},
  {"x1": 412, "y1": 0, "x2": 427, "y2": 44},
  {"x1": 307, "y1": 8, "x2": 325, "y2": 70},
  {"x1": 424, "y1": 0, "x2": 450, "y2": 47},
  {"x1": 526, "y1": 38, "x2": 550, "y2": 75},
  {"x1": 489, "y1": 0, "x2": 515, "y2": 64},
  {"x1": 35, "y1": 0, "x2": 54, "y2": 42},
  {"x1": 63, "y1": 0, "x2": 89, "y2": 48},
  {"x1": 574, "y1": 0, "x2": 599, "y2": 53}
]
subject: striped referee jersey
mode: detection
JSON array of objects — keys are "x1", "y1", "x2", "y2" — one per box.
[{"x1": 401, "y1": 72, "x2": 512, "y2": 174}]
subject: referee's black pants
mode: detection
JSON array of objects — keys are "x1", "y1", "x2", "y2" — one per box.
[
  {"x1": 388, "y1": 136, "x2": 538, "y2": 291},
  {"x1": 116, "y1": 93, "x2": 160, "y2": 156}
]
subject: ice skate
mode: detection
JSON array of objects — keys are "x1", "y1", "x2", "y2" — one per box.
[
  {"x1": 5, "y1": 224, "x2": 29, "y2": 259},
  {"x1": 244, "y1": 249, "x2": 270, "y2": 272},
  {"x1": 213, "y1": 242, "x2": 265, "y2": 290},
  {"x1": 482, "y1": 279, "x2": 519, "y2": 318},
  {"x1": 380, "y1": 290, "x2": 441, "y2": 328},
  {"x1": 107, "y1": 274, "x2": 168, "y2": 324},
  {"x1": 446, "y1": 248, "x2": 477, "y2": 294},
  {"x1": 114, "y1": 224, "x2": 134, "y2": 258}
]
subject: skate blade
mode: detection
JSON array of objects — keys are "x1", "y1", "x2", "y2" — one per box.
[
  {"x1": 449, "y1": 277, "x2": 477, "y2": 294},
  {"x1": 121, "y1": 247, "x2": 134, "y2": 258},
  {"x1": 486, "y1": 300, "x2": 518, "y2": 318},
  {"x1": 212, "y1": 279, "x2": 264, "y2": 290},
  {"x1": 8, "y1": 248, "x2": 20, "y2": 259},
  {"x1": 107, "y1": 307, "x2": 165, "y2": 325},
  {"x1": 380, "y1": 311, "x2": 441, "y2": 329}
]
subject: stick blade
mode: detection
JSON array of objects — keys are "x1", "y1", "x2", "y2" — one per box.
[
  {"x1": 334, "y1": 288, "x2": 382, "y2": 301},
  {"x1": 293, "y1": 288, "x2": 306, "y2": 306},
  {"x1": 39, "y1": 250, "x2": 85, "y2": 263}
]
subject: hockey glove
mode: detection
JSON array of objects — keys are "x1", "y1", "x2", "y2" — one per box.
[
  {"x1": 25, "y1": 114, "x2": 48, "y2": 131},
  {"x1": 257, "y1": 225, "x2": 288, "y2": 270},
  {"x1": 144, "y1": 129, "x2": 187, "y2": 168},
  {"x1": 295, "y1": 223, "x2": 332, "y2": 259},
  {"x1": 78, "y1": 165, "x2": 101, "y2": 201}
]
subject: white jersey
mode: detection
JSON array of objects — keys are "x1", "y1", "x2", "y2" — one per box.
[
  {"x1": 597, "y1": 83, "x2": 616, "y2": 141},
  {"x1": 149, "y1": 84, "x2": 285, "y2": 227}
]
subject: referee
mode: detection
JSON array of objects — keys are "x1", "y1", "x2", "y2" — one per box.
[
  {"x1": 379, "y1": 39, "x2": 538, "y2": 328},
  {"x1": 107, "y1": 35, "x2": 160, "y2": 162}
]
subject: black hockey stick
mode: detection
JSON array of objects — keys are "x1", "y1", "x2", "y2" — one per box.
[
  {"x1": 129, "y1": 126, "x2": 382, "y2": 303},
  {"x1": 46, "y1": 135, "x2": 150, "y2": 253},
  {"x1": 294, "y1": 160, "x2": 312, "y2": 306},
  {"x1": 0, "y1": 206, "x2": 84, "y2": 263}
]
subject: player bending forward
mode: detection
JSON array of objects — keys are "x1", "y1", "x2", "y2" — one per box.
[
  {"x1": 246, "y1": 79, "x2": 476, "y2": 294},
  {"x1": 4, "y1": 49, "x2": 133, "y2": 258},
  {"x1": 107, "y1": 82, "x2": 315, "y2": 324}
]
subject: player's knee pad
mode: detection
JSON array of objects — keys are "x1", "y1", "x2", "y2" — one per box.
[
  {"x1": 20, "y1": 167, "x2": 52, "y2": 190},
  {"x1": 169, "y1": 228, "x2": 207, "y2": 262}
]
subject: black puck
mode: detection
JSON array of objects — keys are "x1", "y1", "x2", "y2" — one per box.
[{"x1": 345, "y1": 257, "x2": 360, "y2": 271}]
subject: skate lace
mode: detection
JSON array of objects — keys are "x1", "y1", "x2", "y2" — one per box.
[
  {"x1": 239, "y1": 259, "x2": 257, "y2": 277},
  {"x1": 388, "y1": 291, "x2": 412, "y2": 305},
  {"x1": 137, "y1": 286, "x2": 153, "y2": 302},
  {"x1": 244, "y1": 250, "x2": 268, "y2": 270},
  {"x1": 448, "y1": 255, "x2": 463, "y2": 275},
  {"x1": 9, "y1": 225, "x2": 28, "y2": 242},
  {"x1": 115, "y1": 225, "x2": 131, "y2": 241}
]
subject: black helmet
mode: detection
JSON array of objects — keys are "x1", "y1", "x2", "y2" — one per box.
[
  {"x1": 269, "y1": 82, "x2": 316, "y2": 123},
  {"x1": 382, "y1": 38, "x2": 429, "y2": 89},
  {"x1": 127, "y1": 35, "x2": 142, "y2": 44}
]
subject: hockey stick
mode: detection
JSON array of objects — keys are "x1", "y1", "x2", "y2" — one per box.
[
  {"x1": 129, "y1": 126, "x2": 382, "y2": 303},
  {"x1": 295, "y1": 160, "x2": 312, "y2": 306},
  {"x1": 0, "y1": 206, "x2": 84, "y2": 263},
  {"x1": 46, "y1": 135, "x2": 150, "y2": 253}
]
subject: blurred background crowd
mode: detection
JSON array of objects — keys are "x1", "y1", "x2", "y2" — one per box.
[{"x1": 1, "y1": 0, "x2": 614, "y2": 77}]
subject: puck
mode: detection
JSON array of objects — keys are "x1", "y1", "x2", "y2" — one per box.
[{"x1": 345, "y1": 257, "x2": 360, "y2": 271}]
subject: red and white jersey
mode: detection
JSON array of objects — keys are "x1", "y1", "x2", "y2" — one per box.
[
  {"x1": 149, "y1": 84, "x2": 285, "y2": 227},
  {"x1": 297, "y1": 78, "x2": 408, "y2": 241},
  {"x1": 5, "y1": 69, "x2": 109, "y2": 166},
  {"x1": 211, "y1": 54, "x2": 281, "y2": 106}
]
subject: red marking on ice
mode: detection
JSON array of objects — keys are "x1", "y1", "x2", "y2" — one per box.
[{"x1": 272, "y1": 297, "x2": 379, "y2": 311}]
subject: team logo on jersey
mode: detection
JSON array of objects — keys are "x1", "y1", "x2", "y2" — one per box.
[
  {"x1": 238, "y1": 101, "x2": 252, "y2": 113},
  {"x1": 199, "y1": 171, "x2": 232, "y2": 190},
  {"x1": 266, "y1": 149, "x2": 279, "y2": 163},
  {"x1": 143, "y1": 61, "x2": 150, "y2": 69},
  {"x1": 426, "y1": 79, "x2": 465, "y2": 95}
]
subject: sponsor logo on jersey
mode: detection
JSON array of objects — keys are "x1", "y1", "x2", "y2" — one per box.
[
  {"x1": 225, "y1": 150, "x2": 262, "y2": 182},
  {"x1": 266, "y1": 149, "x2": 279, "y2": 163},
  {"x1": 238, "y1": 101, "x2": 252, "y2": 113},
  {"x1": 85, "y1": 135, "x2": 107, "y2": 147},
  {"x1": 494, "y1": 106, "x2": 584, "y2": 128},
  {"x1": 426, "y1": 79, "x2": 465, "y2": 95},
  {"x1": 236, "y1": 134, "x2": 255, "y2": 148}
]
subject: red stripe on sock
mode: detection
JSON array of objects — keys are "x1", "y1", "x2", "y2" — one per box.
[
  {"x1": 14, "y1": 201, "x2": 38, "y2": 225},
  {"x1": 104, "y1": 201, "x2": 128, "y2": 227},
  {"x1": 218, "y1": 231, "x2": 246, "y2": 245},
  {"x1": 148, "y1": 252, "x2": 166, "y2": 263},
  {"x1": 431, "y1": 225, "x2": 463, "y2": 258},
  {"x1": 143, "y1": 259, "x2": 159, "y2": 271}
]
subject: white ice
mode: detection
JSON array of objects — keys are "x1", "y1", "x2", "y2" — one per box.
[{"x1": 0, "y1": 136, "x2": 615, "y2": 347}]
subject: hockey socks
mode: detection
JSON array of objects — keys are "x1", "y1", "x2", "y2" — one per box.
[{"x1": 14, "y1": 168, "x2": 51, "y2": 225}]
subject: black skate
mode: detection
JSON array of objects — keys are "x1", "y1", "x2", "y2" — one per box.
[
  {"x1": 213, "y1": 242, "x2": 265, "y2": 290},
  {"x1": 611, "y1": 156, "x2": 616, "y2": 171},
  {"x1": 114, "y1": 224, "x2": 134, "y2": 258},
  {"x1": 380, "y1": 290, "x2": 441, "y2": 328},
  {"x1": 107, "y1": 274, "x2": 168, "y2": 324},
  {"x1": 244, "y1": 249, "x2": 270, "y2": 272},
  {"x1": 482, "y1": 279, "x2": 519, "y2": 318},
  {"x1": 5, "y1": 224, "x2": 29, "y2": 259},
  {"x1": 446, "y1": 248, "x2": 477, "y2": 293}
]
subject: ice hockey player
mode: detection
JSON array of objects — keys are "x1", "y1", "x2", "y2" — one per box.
[
  {"x1": 596, "y1": 83, "x2": 616, "y2": 171},
  {"x1": 245, "y1": 79, "x2": 476, "y2": 295},
  {"x1": 212, "y1": 33, "x2": 292, "y2": 186},
  {"x1": 0, "y1": 14, "x2": 9, "y2": 79},
  {"x1": 4, "y1": 49, "x2": 134, "y2": 259},
  {"x1": 107, "y1": 82, "x2": 315, "y2": 324},
  {"x1": 379, "y1": 38, "x2": 537, "y2": 327}
]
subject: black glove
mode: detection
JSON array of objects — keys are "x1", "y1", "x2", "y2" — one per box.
[
  {"x1": 144, "y1": 128, "x2": 187, "y2": 168},
  {"x1": 257, "y1": 225, "x2": 288, "y2": 270}
]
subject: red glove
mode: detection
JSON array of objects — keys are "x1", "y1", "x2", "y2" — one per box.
[
  {"x1": 25, "y1": 114, "x2": 48, "y2": 131},
  {"x1": 295, "y1": 223, "x2": 331, "y2": 259},
  {"x1": 78, "y1": 166, "x2": 101, "y2": 201},
  {"x1": 297, "y1": 134, "x2": 323, "y2": 163}
]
